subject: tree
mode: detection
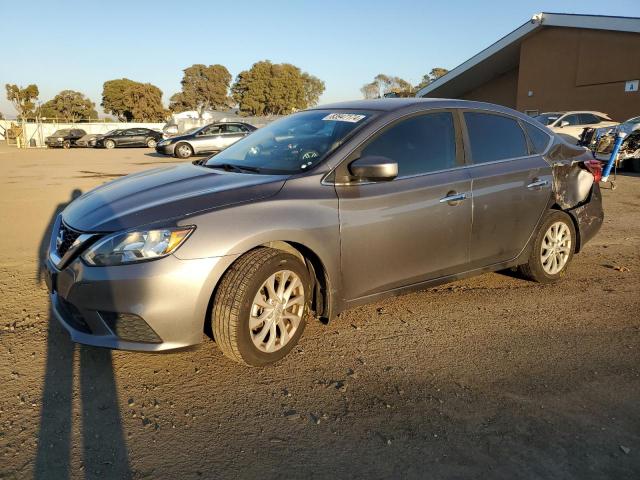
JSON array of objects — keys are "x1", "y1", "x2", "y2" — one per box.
[
  {"x1": 415, "y1": 67, "x2": 449, "y2": 91},
  {"x1": 169, "y1": 64, "x2": 232, "y2": 112},
  {"x1": 5, "y1": 84, "x2": 39, "y2": 119},
  {"x1": 39, "y1": 90, "x2": 98, "y2": 121},
  {"x1": 102, "y1": 78, "x2": 166, "y2": 121},
  {"x1": 360, "y1": 74, "x2": 414, "y2": 98},
  {"x1": 0, "y1": 112, "x2": 3, "y2": 120},
  {"x1": 360, "y1": 82, "x2": 379, "y2": 99},
  {"x1": 231, "y1": 61, "x2": 325, "y2": 116}
]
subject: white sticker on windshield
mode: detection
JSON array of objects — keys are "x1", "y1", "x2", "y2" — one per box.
[{"x1": 322, "y1": 113, "x2": 366, "y2": 123}]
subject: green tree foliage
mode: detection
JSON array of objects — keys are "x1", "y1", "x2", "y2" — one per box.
[
  {"x1": 5, "y1": 84, "x2": 39, "y2": 118},
  {"x1": 231, "y1": 61, "x2": 325, "y2": 116},
  {"x1": 102, "y1": 78, "x2": 167, "y2": 121},
  {"x1": 169, "y1": 64, "x2": 232, "y2": 112},
  {"x1": 39, "y1": 90, "x2": 98, "y2": 121},
  {"x1": 360, "y1": 74, "x2": 414, "y2": 98},
  {"x1": 415, "y1": 67, "x2": 449, "y2": 91}
]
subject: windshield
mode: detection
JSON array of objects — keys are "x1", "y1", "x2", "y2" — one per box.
[
  {"x1": 204, "y1": 110, "x2": 374, "y2": 174},
  {"x1": 534, "y1": 113, "x2": 563, "y2": 126},
  {"x1": 52, "y1": 129, "x2": 71, "y2": 136}
]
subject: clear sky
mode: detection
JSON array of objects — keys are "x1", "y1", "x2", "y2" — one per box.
[{"x1": 1, "y1": 0, "x2": 638, "y2": 117}]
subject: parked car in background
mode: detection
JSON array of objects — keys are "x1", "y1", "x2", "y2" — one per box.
[
  {"x1": 534, "y1": 111, "x2": 616, "y2": 144},
  {"x1": 45, "y1": 129, "x2": 87, "y2": 149},
  {"x1": 95, "y1": 128, "x2": 163, "y2": 149},
  {"x1": 44, "y1": 99, "x2": 604, "y2": 367},
  {"x1": 579, "y1": 115, "x2": 640, "y2": 172},
  {"x1": 155, "y1": 122, "x2": 257, "y2": 159}
]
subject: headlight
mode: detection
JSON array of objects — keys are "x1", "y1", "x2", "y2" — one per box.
[
  {"x1": 82, "y1": 226, "x2": 194, "y2": 266},
  {"x1": 158, "y1": 139, "x2": 172, "y2": 146},
  {"x1": 57, "y1": 137, "x2": 64, "y2": 141}
]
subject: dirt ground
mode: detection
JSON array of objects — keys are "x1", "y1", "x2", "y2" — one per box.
[{"x1": 0, "y1": 143, "x2": 639, "y2": 480}]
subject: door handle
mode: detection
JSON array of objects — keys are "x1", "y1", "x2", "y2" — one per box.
[
  {"x1": 527, "y1": 179, "x2": 549, "y2": 189},
  {"x1": 439, "y1": 192, "x2": 468, "y2": 205}
]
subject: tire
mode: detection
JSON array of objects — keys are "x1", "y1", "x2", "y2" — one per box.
[
  {"x1": 146, "y1": 138, "x2": 157, "y2": 148},
  {"x1": 104, "y1": 139, "x2": 116, "y2": 149},
  {"x1": 63, "y1": 140, "x2": 71, "y2": 149},
  {"x1": 174, "y1": 142, "x2": 193, "y2": 159},
  {"x1": 212, "y1": 248, "x2": 311, "y2": 366},
  {"x1": 519, "y1": 210, "x2": 576, "y2": 283},
  {"x1": 629, "y1": 158, "x2": 640, "y2": 173}
]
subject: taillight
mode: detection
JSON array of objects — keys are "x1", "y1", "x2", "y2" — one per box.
[{"x1": 584, "y1": 160, "x2": 602, "y2": 183}]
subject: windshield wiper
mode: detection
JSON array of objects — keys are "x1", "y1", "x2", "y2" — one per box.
[{"x1": 206, "y1": 163, "x2": 261, "y2": 174}]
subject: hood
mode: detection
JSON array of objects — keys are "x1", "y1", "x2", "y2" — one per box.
[
  {"x1": 166, "y1": 133, "x2": 194, "y2": 142},
  {"x1": 62, "y1": 163, "x2": 286, "y2": 232}
]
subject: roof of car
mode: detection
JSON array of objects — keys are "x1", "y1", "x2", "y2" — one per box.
[
  {"x1": 539, "y1": 111, "x2": 610, "y2": 117},
  {"x1": 309, "y1": 98, "x2": 544, "y2": 125}
]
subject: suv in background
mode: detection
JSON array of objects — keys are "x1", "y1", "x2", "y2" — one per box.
[
  {"x1": 534, "y1": 111, "x2": 617, "y2": 144},
  {"x1": 155, "y1": 122, "x2": 257, "y2": 159},
  {"x1": 45, "y1": 129, "x2": 87, "y2": 149}
]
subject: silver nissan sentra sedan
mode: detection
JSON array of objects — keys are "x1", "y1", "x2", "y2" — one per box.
[{"x1": 44, "y1": 99, "x2": 604, "y2": 366}]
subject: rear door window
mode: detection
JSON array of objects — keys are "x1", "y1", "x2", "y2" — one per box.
[
  {"x1": 223, "y1": 124, "x2": 244, "y2": 134},
  {"x1": 561, "y1": 114, "x2": 581, "y2": 126},
  {"x1": 579, "y1": 114, "x2": 599, "y2": 125},
  {"x1": 360, "y1": 111, "x2": 457, "y2": 177},
  {"x1": 523, "y1": 122, "x2": 551, "y2": 154},
  {"x1": 464, "y1": 112, "x2": 528, "y2": 163}
]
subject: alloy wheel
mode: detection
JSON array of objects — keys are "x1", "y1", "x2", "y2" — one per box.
[{"x1": 540, "y1": 221, "x2": 571, "y2": 275}]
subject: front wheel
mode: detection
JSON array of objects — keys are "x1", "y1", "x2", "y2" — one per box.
[
  {"x1": 63, "y1": 140, "x2": 71, "y2": 149},
  {"x1": 519, "y1": 210, "x2": 576, "y2": 283},
  {"x1": 174, "y1": 142, "x2": 193, "y2": 159},
  {"x1": 211, "y1": 248, "x2": 311, "y2": 366},
  {"x1": 104, "y1": 139, "x2": 115, "y2": 149}
]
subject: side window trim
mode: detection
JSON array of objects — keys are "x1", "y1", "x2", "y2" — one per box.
[{"x1": 459, "y1": 108, "x2": 536, "y2": 166}]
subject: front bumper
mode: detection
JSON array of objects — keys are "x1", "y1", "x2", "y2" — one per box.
[
  {"x1": 155, "y1": 143, "x2": 176, "y2": 155},
  {"x1": 45, "y1": 140, "x2": 64, "y2": 148},
  {"x1": 45, "y1": 253, "x2": 238, "y2": 351}
]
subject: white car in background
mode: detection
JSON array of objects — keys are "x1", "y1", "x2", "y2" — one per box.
[{"x1": 534, "y1": 111, "x2": 617, "y2": 144}]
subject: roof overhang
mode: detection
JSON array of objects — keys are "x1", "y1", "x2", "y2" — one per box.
[{"x1": 416, "y1": 12, "x2": 640, "y2": 99}]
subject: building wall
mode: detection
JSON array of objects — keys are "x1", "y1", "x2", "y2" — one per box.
[
  {"x1": 460, "y1": 67, "x2": 519, "y2": 108},
  {"x1": 516, "y1": 27, "x2": 640, "y2": 120}
]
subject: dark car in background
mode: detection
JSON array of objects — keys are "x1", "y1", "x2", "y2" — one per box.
[
  {"x1": 155, "y1": 122, "x2": 256, "y2": 159},
  {"x1": 44, "y1": 99, "x2": 604, "y2": 366},
  {"x1": 95, "y1": 128, "x2": 163, "y2": 149},
  {"x1": 45, "y1": 129, "x2": 87, "y2": 149}
]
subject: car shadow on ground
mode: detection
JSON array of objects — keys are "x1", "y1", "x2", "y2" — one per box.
[{"x1": 34, "y1": 189, "x2": 131, "y2": 479}]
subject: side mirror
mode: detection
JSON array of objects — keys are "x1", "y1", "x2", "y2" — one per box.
[
  {"x1": 559, "y1": 120, "x2": 570, "y2": 128},
  {"x1": 349, "y1": 155, "x2": 398, "y2": 181}
]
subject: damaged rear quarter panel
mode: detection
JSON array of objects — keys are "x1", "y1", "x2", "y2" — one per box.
[{"x1": 544, "y1": 140, "x2": 604, "y2": 251}]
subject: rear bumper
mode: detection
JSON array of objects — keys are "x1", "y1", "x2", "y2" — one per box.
[
  {"x1": 45, "y1": 253, "x2": 238, "y2": 351},
  {"x1": 568, "y1": 183, "x2": 604, "y2": 252}
]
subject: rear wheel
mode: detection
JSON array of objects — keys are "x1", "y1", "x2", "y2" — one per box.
[
  {"x1": 211, "y1": 248, "x2": 311, "y2": 366},
  {"x1": 104, "y1": 139, "x2": 115, "y2": 149},
  {"x1": 146, "y1": 138, "x2": 157, "y2": 148},
  {"x1": 519, "y1": 210, "x2": 576, "y2": 283},
  {"x1": 629, "y1": 158, "x2": 640, "y2": 173},
  {"x1": 175, "y1": 142, "x2": 193, "y2": 159}
]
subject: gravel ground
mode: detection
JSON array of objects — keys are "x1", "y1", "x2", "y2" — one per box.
[{"x1": 0, "y1": 144, "x2": 639, "y2": 480}]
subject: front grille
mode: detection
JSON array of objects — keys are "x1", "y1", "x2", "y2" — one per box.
[
  {"x1": 56, "y1": 222, "x2": 81, "y2": 257},
  {"x1": 57, "y1": 297, "x2": 92, "y2": 333},
  {"x1": 100, "y1": 312, "x2": 162, "y2": 344}
]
